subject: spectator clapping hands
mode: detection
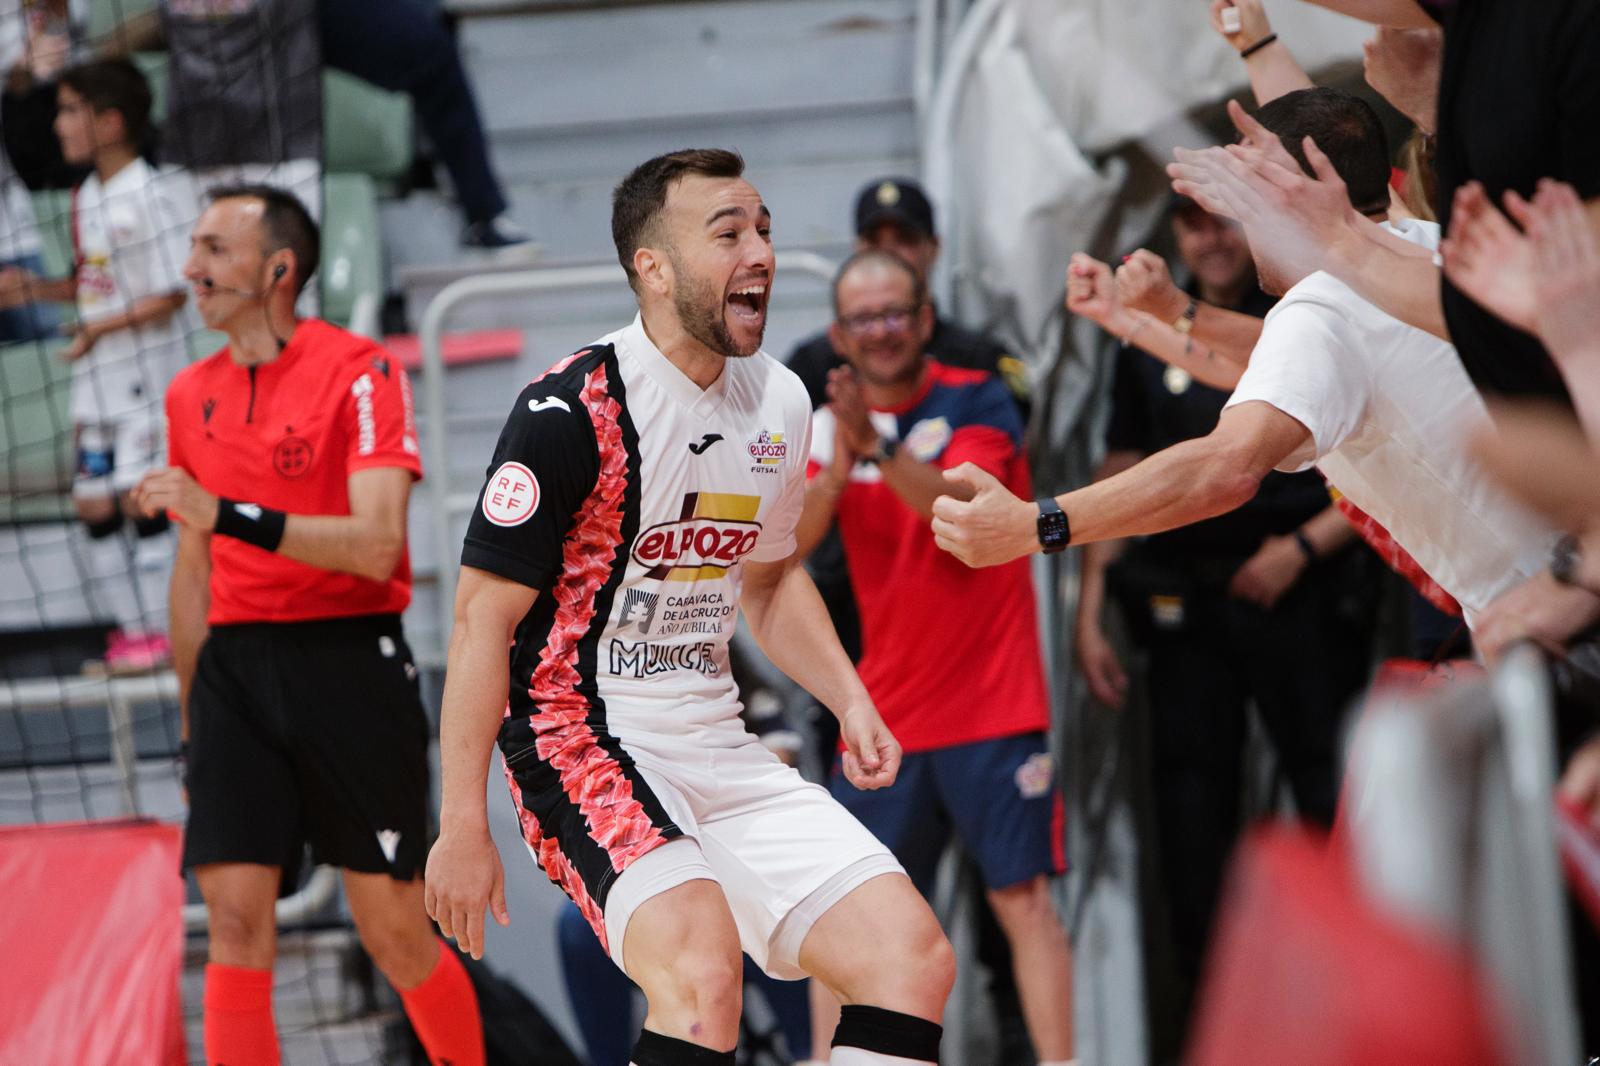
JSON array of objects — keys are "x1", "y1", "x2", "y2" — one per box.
[
  {"x1": 825, "y1": 365, "x2": 878, "y2": 457},
  {"x1": 1445, "y1": 178, "x2": 1600, "y2": 437},
  {"x1": 1523, "y1": 181, "x2": 1600, "y2": 384},
  {"x1": 1169, "y1": 101, "x2": 1361, "y2": 285},
  {"x1": 1440, "y1": 182, "x2": 1540, "y2": 335}
]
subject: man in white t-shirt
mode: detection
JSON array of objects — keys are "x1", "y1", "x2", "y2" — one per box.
[
  {"x1": 426, "y1": 149, "x2": 957, "y2": 1066},
  {"x1": 931, "y1": 87, "x2": 1599, "y2": 642},
  {"x1": 0, "y1": 58, "x2": 196, "y2": 670}
]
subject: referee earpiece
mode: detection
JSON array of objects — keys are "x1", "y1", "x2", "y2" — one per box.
[{"x1": 272, "y1": 263, "x2": 287, "y2": 283}]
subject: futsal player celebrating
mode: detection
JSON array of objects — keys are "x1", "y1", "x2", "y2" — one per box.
[
  {"x1": 134, "y1": 187, "x2": 484, "y2": 1066},
  {"x1": 426, "y1": 149, "x2": 956, "y2": 1066}
]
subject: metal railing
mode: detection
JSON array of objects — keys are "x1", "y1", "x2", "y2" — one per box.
[
  {"x1": 1345, "y1": 645, "x2": 1578, "y2": 1064},
  {"x1": 415, "y1": 251, "x2": 840, "y2": 653}
]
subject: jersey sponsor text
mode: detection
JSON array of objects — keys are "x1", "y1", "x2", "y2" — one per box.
[{"x1": 608, "y1": 639, "x2": 721, "y2": 679}]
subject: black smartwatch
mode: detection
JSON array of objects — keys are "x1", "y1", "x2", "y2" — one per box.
[
  {"x1": 1551, "y1": 533, "x2": 1582, "y2": 587},
  {"x1": 865, "y1": 436, "x2": 899, "y2": 464},
  {"x1": 1036, "y1": 497, "x2": 1070, "y2": 554}
]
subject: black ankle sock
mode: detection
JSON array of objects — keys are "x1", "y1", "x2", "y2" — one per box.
[
  {"x1": 832, "y1": 1004, "x2": 943, "y2": 1062},
  {"x1": 629, "y1": 1028, "x2": 735, "y2": 1066},
  {"x1": 84, "y1": 512, "x2": 125, "y2": 539}
]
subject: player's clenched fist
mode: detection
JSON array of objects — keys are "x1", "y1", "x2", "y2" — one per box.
[
  {"x1": 134, "y1": 466, "x2": 220, "y2": 529},
  {"x1": 838, "y1": 704, "x2": 902, "y2": 791},
  {"x1": 1065, "y1": 253, "x2": 1136, "y2": 337},
  {"x1": 425, "y1": 826, "x2": 510, "y2": 961},
  {"x1": 930, "y1": 462, "x2": 1039, "y2": 568},
  {"x1": 1115, "y1": 250, "x2": 1186, "y2": 322}
]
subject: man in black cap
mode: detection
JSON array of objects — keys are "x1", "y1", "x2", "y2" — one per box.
[
  {"x1": 786, "y1": 177, "x2": 1030, "y2": 418},
  {"x1": 786, "y1": 178, "x2": 1039, "y2": 1066},
  {"x1": 786, "y1": 177, "x2": 1033, "y2": 666}
]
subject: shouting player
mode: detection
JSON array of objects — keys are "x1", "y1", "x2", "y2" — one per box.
[{"x1": 426, "y1": 149, "x2": 956, "y2": 1066}]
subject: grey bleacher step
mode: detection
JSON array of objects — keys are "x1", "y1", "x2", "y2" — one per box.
[
  {"x1": 383, "y1": 0, "x2": 916, "y2": 284},
  {"x1": 457, "y1": 1, "x2": 915, "y2": 147}
]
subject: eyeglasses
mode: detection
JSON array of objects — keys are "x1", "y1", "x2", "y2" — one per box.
[{"x1": 838, "y1": 304, "x2": 921, "y2": 336}]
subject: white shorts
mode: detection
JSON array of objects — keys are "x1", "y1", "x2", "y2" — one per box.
[
  {"x1": 506, "y1": 734, "x2": 901, "y2": 980},
  {"x1": 74, "y1": 415, "x2": 164, "y2": 498}
]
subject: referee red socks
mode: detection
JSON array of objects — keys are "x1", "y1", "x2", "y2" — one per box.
[
  {"x1": 203, "y1": 963, "x2": 278, "y2": 1066},
  {"x1": 397, "y1": 939, "x2": 485, "y2": 1066}
]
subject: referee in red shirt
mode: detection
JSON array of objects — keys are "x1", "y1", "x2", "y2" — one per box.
[{"x1": 134, "y1": 186, "x2": 482, "y2": 1066}]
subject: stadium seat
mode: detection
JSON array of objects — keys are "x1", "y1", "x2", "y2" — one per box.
[
  {"x1": 30, "y1": 189, "x2": 75, "y2": 282},
  {"x1": 85, "y1": 0, "x2": 159, "y2": 53},
  {"x1": 0, "y1": 339, "x2": 74, "y2": 523},
  {"x1": 323, "y1": 70, "x2": 413, "y2": 185},
  {"x1": 92, "y1": 54, "x2": 412, "y2": 186},
  {"x1": 321, "y1": 172, "x2": 383, "y2": 336}
]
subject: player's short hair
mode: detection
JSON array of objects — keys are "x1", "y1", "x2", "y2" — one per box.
[
  {"x1": 205, "y1": 183, "x2": 321, "y2": 295},
  {"x1": 58, "y1": 59, "x2": 153, "y2": 149},
  {"x1": 830, "y1": 248, "x2": 927, "y2": 318},
  {"x1": 1251, "y1": 87, "x2": 1392, "y2": 218},
  {"x1": 612, "y1": 148, "x2": 746, "y2": 294}
]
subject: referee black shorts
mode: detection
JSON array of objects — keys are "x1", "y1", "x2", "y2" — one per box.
[{"x1": 183, "y1": 613, "x2": 430, "y2": 889}]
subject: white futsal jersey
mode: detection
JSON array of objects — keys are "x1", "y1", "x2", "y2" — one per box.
[
  {"x1": 461, "y1": 314, "x2": 811, "y2": 748},
  {"x1": 462, "y1": 316, "x2": 900, "y2": 971},
  {"x1": 70, "y1": 158, "x2": 198, "y2": 424}
]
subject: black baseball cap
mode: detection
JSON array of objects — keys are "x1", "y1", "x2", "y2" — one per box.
[{"x1": 854, "y1": 177, "x2": 937, "y2": 240}]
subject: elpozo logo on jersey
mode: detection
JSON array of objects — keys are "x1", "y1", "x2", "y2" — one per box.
[
  {"x1": 632, "y1": 492, "x2": 762, "y2": 581},
  {"x1": 746, "y1": 429, "x2": 787, "y2": 473}
]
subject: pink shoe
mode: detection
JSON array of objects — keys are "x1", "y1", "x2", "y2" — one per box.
[{"x1": 105, "y1": 630, "x2": 172, "y2": 675}]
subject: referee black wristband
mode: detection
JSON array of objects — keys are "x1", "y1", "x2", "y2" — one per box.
[
  {"x1": 1240, "y1": 33, "x2": 1278, "y2": 59},
  {"x1": 215, "y1": 498, "x2": 287, "y2": 552}
]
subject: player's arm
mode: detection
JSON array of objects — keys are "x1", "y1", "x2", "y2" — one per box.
[
  {"x1": 1209, "y1": 0, "x2": 1313, "y2": 106},
  {"x1": 1115, "y1": 251, "x2": 1263, "y2": 372},
  {"x1": 1070, "y1": 252, "x2": 1248, "y2": 391},
  {"x1": 933, "y1": 400, "x2": 1311, "y2": 567},
  {"x1": 1125, "y1": 314, "x2": 1249, "y2": 391},
  {"x1": 1299, "y1": 0, "x2": 1434, "y2": 28},
  {"x1": 0, "y1": 268, "x2": 75, "y2": 308},
  {"x1": 740, "y1": 555, "x2": 900, "y2": 790},
  {"x1": 426, "y1": 565, "x2": 531, "y2": 959},
  {"x1": 826, "y1": 364, "x2": 981, "y2": 520},
  {"x1": 169, "y1": 517, "x2": 211, "y2": 741},
  {"x1": 1325, "y1": 225, "x2": 1450, "y2": 339},
  {"x1": 78, "y1": 291, "x2": 187, "y2": 338},
  {"x1": 64, "y1": 291, "x2": 191, "y2": 362},
  {"x1": 874, "y1": 447, "x2": 973, "y2": 520},
  {"x1": 427, "y1": 373, "x2": 596, "y2": 954}
]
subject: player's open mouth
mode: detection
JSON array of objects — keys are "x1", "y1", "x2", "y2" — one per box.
[{"x1": 727, "y1": 283, "x2": 767, "y2": 326}]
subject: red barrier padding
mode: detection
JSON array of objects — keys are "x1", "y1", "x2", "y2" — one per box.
[
  {"x1": 386, "y1": 329, "x2": 524, "y2": 371},
  {"x1": 0, "y1": 819, "x2": 186, "y2": 1065},
  {"x1": 1189, "y1": 826, "x2": 1510, "y2": 1066}
]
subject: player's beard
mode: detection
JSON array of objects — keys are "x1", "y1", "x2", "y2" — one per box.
[{"x1": 672, "y1": 256, "x2": 762, "y2": 359}]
